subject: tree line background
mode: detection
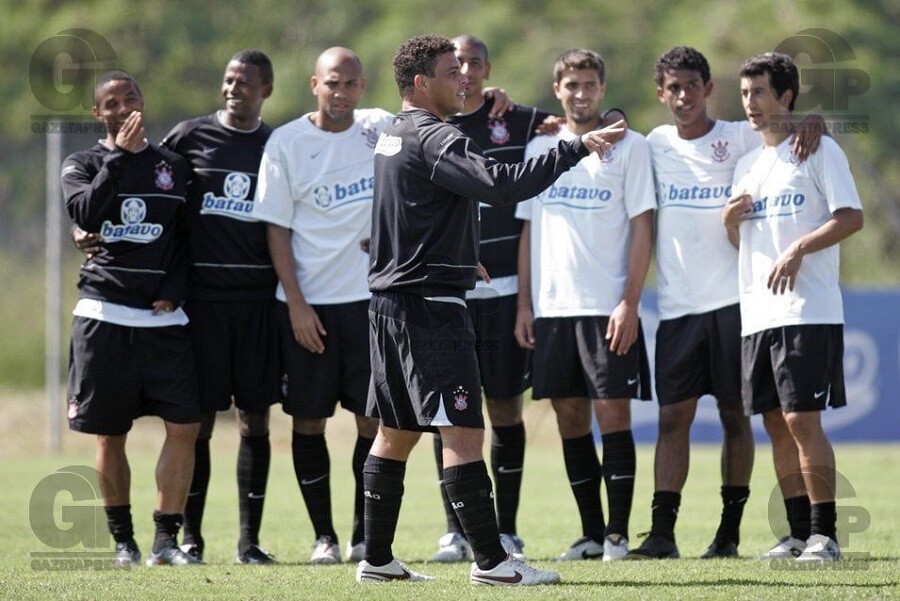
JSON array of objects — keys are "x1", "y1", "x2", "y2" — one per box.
[{"x1": 0, "y1": 0, "x2": 897, "y2": 387}]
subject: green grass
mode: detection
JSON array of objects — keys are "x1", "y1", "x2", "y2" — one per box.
[{"x1": 0, "y1": 395, "x2": 897, "y2": 600}]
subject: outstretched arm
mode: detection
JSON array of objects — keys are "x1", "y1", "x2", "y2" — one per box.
[{"x1": 429, "y1": 121, "x2": 624, "y2": 206}]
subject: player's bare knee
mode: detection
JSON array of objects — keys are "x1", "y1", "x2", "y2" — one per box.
[
  {"x1": 762, "y1": 408, "x2": 789, "y2": 436},
  {"x1": 355, "y1": 415, "x2": 379, "y2": 439},
  {"x1": 594, "y1": 398, "x2": 631, "y2": 434},
  {"x1": 782, "y1": 411, "x2": 826, "y2": 441},
  {"x1": 292, "y1": 417, "x2": 326, "y2": 435},
  {"x1": 552, "y1": 397, "x2": 591, "y2": 437},
  {"x1": 164, "y1": 421, "x2": 201, "y2": 444},
  {"x1": 717, "y1": 402, "x2": 752, "y2": 437},
  {"x1": 658, "y1": 401, "x2": 695, "y2": 435},
  {"x1": 372, "y1": 427, "x2": 420, "y2": 461},
  {"x1": 485, "y1": 396, "x2": 523, "y2": 426},
  {"x1": 439, "y1": 427, "x2": 484, "y2": 464},
  {"x1": 96, "y1": 433, "x2": 127, "y2": 452}
]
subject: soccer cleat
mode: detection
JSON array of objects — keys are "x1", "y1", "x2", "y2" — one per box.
[
  {"x1": 356, "y1": 558, "x2": 436, "y2": 583},
  {"x1": 759, "y1": 536, "x2": 806, "y2": 559},
  {"x1": 346, "y1": 541, "x2": 366, "y2": 563},
  {"x1": 430, "y1": 531, "x2": 473, "y2": 562},
  {"x1": 556, "y1": 536, "x2": 604, "y2": 560},
  {"x1": 310, "y1": 535, "x2": 342, "y2": 565},
  {"x1": 471, "y1": 555, "x2": 561, "y2": 586},
  {"x1": 179, "y1": 543, "x2": 204, "y2": 563},
  {"x1": 236, "y1": 544, "x2": 277, "y2": 565},
  {"x1": 499, "y1": 533, "x2": 527, "y2": 561},
  {"x1": 114, "y1": 539, "x2": 141, "y2": 568},
  {"x1": 625, "y1": 533, "x2": 680, "y2": 559},
  {"x1": 700, "y1": 538, "x2": 739, "y2": 559},
  {"x1": 146, "y1": 543, "x2": 203, "y2": 566},
  {"x1": 602, "y1": 534, "x2": 629, "y2": 561},
  {"x1": 796, "y1": 534, "x2": 841, "y2": 562}
]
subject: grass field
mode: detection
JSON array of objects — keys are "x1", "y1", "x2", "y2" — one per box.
[{"x1": 1, "y1": 390, "x2": 897, "y2": 599}]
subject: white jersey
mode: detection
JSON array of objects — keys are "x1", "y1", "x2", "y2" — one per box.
[
  {"x1": 733, "y1": 136, "x2": 862, "y2": 336},
  {"x1": 252, "y1": 108, "x2": 393, "y2": 304},
  {"x1": 516, "y1": 128, "x2": 656, "y2": 317},
  {"x1": 648, "y1": 120, "x2": 760, "y2": 320}
]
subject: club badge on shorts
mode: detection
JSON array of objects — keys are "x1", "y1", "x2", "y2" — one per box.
[
  {"x1": 67, "y1": 398, "x2": 79, "y2": 420},
  {"x1": 452, "y1": 386, "x2": 469, "y2": 411}
]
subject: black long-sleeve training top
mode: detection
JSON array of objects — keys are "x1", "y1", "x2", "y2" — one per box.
[
  {"x1": 62, "y1": 143, "x2": 190, "y2": 308},
  {"x1": 368, "y1": 108, "x2": 588, "y2": 298}
]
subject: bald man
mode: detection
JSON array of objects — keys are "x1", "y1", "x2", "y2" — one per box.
[{"x1": 251, "y1": 47, "x2": 390, "y2": 565}]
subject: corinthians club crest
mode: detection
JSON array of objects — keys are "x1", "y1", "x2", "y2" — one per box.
[
  {"x1": 452, "y1": 386, "x2": 469, "y2": 411},
  {"x1": 599, "y1": 145, "x2": 615, "y2": 164},
  {"x1": 488, "y1": 118, "x2": 510, "y2": 145},
  {"x1": 710, "y1": 139, "x2": 730, "y2": 163},
  {"x1": 155, "y1": 161, "x2": 175, "y2": 191},
  {"x1": 360, "y1": 122, "x2": 380, "y2": 148}
]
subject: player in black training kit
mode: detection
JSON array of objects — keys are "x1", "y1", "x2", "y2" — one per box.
[
  {"x1": 161, "y1": 50, "x2": 280, "y2": 565},
  {"x1": 430, "y1": 35, "x2": 627, "y2": 563},
  {"x1": 424, "y1": 35, "x2": 551, "y2": 563},
  {"x1": 356, "y1": 34, "x2": 621, "y2": 586},
  {"x1": 63, "y1": 71, "x2": 200, "y2": 568}
]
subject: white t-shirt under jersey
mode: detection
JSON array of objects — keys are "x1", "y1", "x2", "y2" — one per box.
[
  {"x1": 648, "y1": 120, "x2": 760, "y2": 320},
  {"x1": 732, "y1": 136, "x2": 862, "y2": 336},
  {"x1": 251, "y1": 108, "x2": 393, "y2": 304},
  {"x1": 516, "y1": 128, "x2": 656, "y2": 318}
]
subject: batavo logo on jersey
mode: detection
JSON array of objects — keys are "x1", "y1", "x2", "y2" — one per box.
[
  {"x1": 374, "y1": 133, "x2": 401, "y2": 156},
  {"x1": 312, "y1": 176, "x2": 375, "y2": 210},
  {"x1": 747, "y1": 192, "x2": 806, "y2": 219},
  {"x1": 200, "y1": 172, "x2": 257, "y2": 222},
  {"x1": 658, "y1": 182, "x2": 732, "y2": 207},
  {"x1": 99, "y1": 197, "x2": 163, "y2": 243},
  {"x1": 542, "y1": 184, "x2": 612, "y2": 208}
]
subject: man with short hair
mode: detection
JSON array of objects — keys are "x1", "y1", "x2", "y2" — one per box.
[
  {"x1": 723, "y1": 52, "x2": 863, "y2": 562},
  {"x1": 628, "y1": 46, "x2": 824, "y2": 561},
  {"x1": 424, "y1": 33, "x2": 554, "y2": 563},
  {"x1": 251, "y1": 47, "x2": 388, "y2": 565},
  {"x1": 627, "y1": 46, "x2": 756, "y2": 560},
  {"x1": 161, "y1": 49, "x2": 280, "y2": 566},
  {"x1": 357, "y1": 34, "x2": 619, "y2": 586},
  {"x1": 63, "y1": 70, "x2": 201, "y2": 567},
  {"x1": 515, "y1": 48, "x2": 655, "y2": 562}
]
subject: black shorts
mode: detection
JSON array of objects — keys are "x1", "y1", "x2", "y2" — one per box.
[
  {"x1": 367, "y1": 291, "x2": 484, "y2": 432},
  {"x1": 468, "y1": 294, "x2": 531, "y2": 399},
  {"x1": 532, "y1": 315, "x2": 652, "y2": 401},
  {"x1": 655, "y1": 304, "x2": 742, "y2": 406},
  {"x1": 741, "y1": 324, "x2": 847, "y2": 415},
  {"x1": 67, "y1": 317, "x2": 201, "y2": 435},
  {"x1": 277, "y1": 300, "x2": 371, "y2": 418},
  {"x1": 185, "y1": 299, "x2": 280, "y2": 413}
]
